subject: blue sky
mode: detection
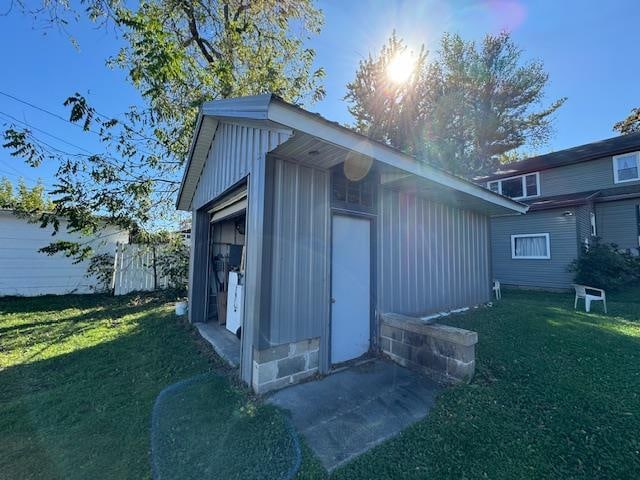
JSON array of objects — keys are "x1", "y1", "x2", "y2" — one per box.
[{"x1": 1, "y1": 0, "x2": 638, "y2": 192}]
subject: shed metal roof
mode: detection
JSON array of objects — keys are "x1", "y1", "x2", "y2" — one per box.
[{"x1": 176, "y1": 94, "x2": 528, "y2": 216}]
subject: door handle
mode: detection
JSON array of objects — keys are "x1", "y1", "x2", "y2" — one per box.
[{"x1": 330, "y1": 297, "x2": 336, "y2": 304}]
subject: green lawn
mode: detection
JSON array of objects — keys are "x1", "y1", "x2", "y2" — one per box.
[
  {"x1": 1, "y1": 288, "x2": 640, "y2": 479},
  {"x1": 0, "y1": 293, "x2": 316, "y2": 479},
  {"x1": 332, "y1": 287, "x2": 640, "y2": 479}
]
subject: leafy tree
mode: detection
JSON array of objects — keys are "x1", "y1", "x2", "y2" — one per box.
[
  {"x1": 345, "y1": 32, "x2": 430, "y2": 157},
  {"x1": 346, "y1": 31, "x2": 566, "y2": 177},
  {"x1": 614, "y1": 107, "x2": 640, "y2": 134},
  {"x1": 0, "y1": 177, "x2": 53, "y2": 212},
  {"x1": 0, "y1": 177, "x2": 13, "y2": 208},
  {"x1": 4, "y1": 0, "x2": 325, "y2": 258}
]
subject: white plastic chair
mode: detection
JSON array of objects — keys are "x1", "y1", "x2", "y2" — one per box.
[
  {"x1": 492, "y1": 280, "x2": 501, "y2": 300},
  {"x1": 573, "y1": 284, "x2": 607, "y2": 313}
]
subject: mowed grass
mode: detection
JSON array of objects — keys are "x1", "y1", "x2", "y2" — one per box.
[
  {"x1": 2, "y1": 288, "x2": 640, "y2": 479},
  {"x1": 332, "y1": 287, "x2": 640, "y2": 479},
  {"x1": 0, "y1": 293, "x2": 317, "y2": 479}
]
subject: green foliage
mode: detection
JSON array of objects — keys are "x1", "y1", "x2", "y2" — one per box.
[
  {"x1": 4, "y1": 0, "x2": 325, "y2": 260},
  {"x1": 155, "y1": 237, "x2": 189, "y2": 294},
  {"x1": 614, "y1": 107, "x2": 640, "y2": 134},
  {"x1": 86, "y1": 252, "x2": 116, "y2": 292},
  {"x1": 111, "y1": 0, "x2": 325, "y2": 158},
  {"x1": 346, "y1": 31, "x2": 566, "y2": 177},
  {"x1": 0, "y1": 177, "x2": 54, "y2": 212},
  {"x1": 345, "y1": 31, "x2": 429, "y2": 157},
  {"x1": 38, "y1": 240, "x2": 93, "y2": 261},
  {"x1": 2, "y1": 129, "x2": 46, "y2": 167},
  {"x1": 0, "y1": 177, "x2": 13, "y2": 208},
  {"x1": 569, "y1": 239, "x2": 640, "y2": 290}
]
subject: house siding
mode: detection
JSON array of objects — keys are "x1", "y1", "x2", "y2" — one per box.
[
  {"x1": 378, "y1": 188, "x2": 491, "y2": 315},
  {"x1": 491, "y1": 209, "x2": 577, "y2": 289},
  {"x1": 575, "y1": 204, "x2": 594, "y2": 250},
  {"x1": 261, "y1": 156, "x2": 330, "y2": 348},
  {"x1": 0, "y1": 211, "x2": 128, "y2": 296},
  {"x1": 596, "y1": 199, "x2": 640, "y2": 250},
  {"x1": 539, "y1": 156, "x2": 640, "y2": 197}
]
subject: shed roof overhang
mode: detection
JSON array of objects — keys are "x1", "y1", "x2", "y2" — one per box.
[{"x1": 176, "y1": 94, "x2": 528, "y2": 216}]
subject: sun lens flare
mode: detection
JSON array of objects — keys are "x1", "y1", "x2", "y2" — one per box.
[{"x1": 387, "y1": 51, "x2": 415, "y2": 84}]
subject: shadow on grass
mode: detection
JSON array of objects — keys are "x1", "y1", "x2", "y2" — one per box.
[
  {"x1": 0, "y1": 294, "x2": 318, "y2": 480},
  {"x1": 0, "y1": 304, "x2": 209, "y2": 479}
]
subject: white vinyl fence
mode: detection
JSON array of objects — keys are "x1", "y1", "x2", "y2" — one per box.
[{"x1": 112, "y1": 243, "x2": 169, "y2": 296}]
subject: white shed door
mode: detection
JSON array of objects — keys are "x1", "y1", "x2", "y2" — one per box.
[{"x1": 331, "y1": 215, "x2": 371, "y2": 364}]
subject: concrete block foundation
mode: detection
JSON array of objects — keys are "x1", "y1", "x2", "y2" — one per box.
[
  {"x1": 380, "y1": 313, "x2": 478, "y2": 383},
  {"x1": 252, "y1": 337, "x2": 320, "y2": 393}
]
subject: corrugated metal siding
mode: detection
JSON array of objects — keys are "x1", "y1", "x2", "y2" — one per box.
[
  {"x1": 189, "y1": 121, "x2": 291, "y2": 384},
  {"x1": 491, "y1": 209, "x2": 577, "y2": 289},
  {"x1": 262, "y1": 156, "x2": 330, "y2": 347},
  {"x1": 596, "y1": 199, "x2": 640, "y2": 249},
  {"x1": 378, "y1": 188, "x2": 491, "y2": 315},
  {"x1": 540, "y1": 156, "x2": 640, "y2": 197},
  {"x1": 191, "y1": 122, "x2": 291, "y2": 210}
]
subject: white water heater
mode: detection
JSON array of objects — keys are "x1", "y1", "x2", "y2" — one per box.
[{"x1": 226, "y1": 272, "x2": 244, "y2": 336}]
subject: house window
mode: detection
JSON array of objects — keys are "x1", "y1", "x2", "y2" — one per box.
[
  {"x1": 501, "y1": 177, "x2": 524, "y2": 198},
  {"x1": 511, "y1": 233, "x2": 550, "y2": 259},
  {"x1": 590, "y1": 212, "x2": 597, "y2": 236},
  {"x1": 613, "y1": 152, "x2": 640, "y2": 183},
  {"x1": 487, "y1": 173, "x2": 540, "y2": 199}
]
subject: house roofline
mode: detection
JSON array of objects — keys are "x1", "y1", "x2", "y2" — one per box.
[{"x1": 478, "y1": 132, "x2": 640, "y2": 182}]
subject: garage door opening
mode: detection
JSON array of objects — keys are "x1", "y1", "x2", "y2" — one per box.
[{"x1": 195, "y1": 185, "x2": 247, "y2": 368}]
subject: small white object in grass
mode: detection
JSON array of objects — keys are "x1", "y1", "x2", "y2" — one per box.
[
  {"x1": 420, "y1": 307, "x2": 469, "y2": 322},
  {"x1": 175, "y1": 301, "x2": 188, "y2": 316}
]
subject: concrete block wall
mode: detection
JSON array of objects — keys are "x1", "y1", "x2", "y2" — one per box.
[
  {"x1": 252, "y1": 337, "x2": 320, "y2": 393},
  {"x1": 380, "y1": 313, "x2": 477, "y2": 383}
]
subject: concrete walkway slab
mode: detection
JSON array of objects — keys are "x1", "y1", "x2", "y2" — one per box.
[
  {"x1": 194, "y1": 322, "x2": 240, "y2": 367},
  {"x1": 267, "y1": 359, "x2": 441, "y2": 471}
]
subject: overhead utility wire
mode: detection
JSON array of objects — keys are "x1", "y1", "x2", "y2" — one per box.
[
  {"x1": 0, "y1": 89, "x2": 160, "y2": 153},
  {"x1": 0, "y1": 110, "x2": 94, "y2": 154}
]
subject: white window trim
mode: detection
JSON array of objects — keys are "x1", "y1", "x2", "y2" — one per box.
[
  {"x1": 590, "y1": 212, "x2": 597, "y2": 236},
  {"x1": 487, "y1": 172, "x2": 540, "y2": 200},
  {"x1": 612, "y1": 151, "x2": 640, "y2": 184},
  {"x1": 511, "y1": 233, "x2": 551, "y2": 259}
]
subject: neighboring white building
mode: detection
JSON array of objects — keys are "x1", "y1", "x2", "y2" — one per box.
[{"x1": 0, "y1": 210, "x2": 129, "y2": 296}]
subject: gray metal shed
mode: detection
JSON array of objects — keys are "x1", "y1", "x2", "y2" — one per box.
[{"x1": 176, "y1": 94, "x2": 527, "y2": 393}]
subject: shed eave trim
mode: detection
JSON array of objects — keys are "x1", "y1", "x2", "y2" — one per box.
[
  {"x1": 267, "y1": 101, "x2": 528, "y2": 215},
  {"x1": 176, "y1": 115, "x2": 218, "y2": 211}
]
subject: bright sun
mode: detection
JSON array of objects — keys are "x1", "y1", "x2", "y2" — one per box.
[{"x1": 387, "y1": 51, "x2": 415, "y2": 84}]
